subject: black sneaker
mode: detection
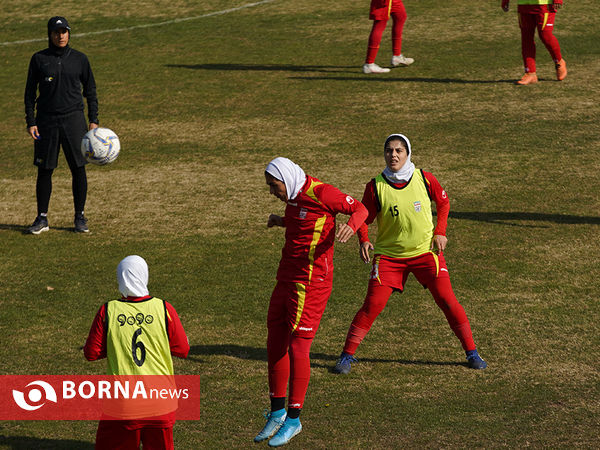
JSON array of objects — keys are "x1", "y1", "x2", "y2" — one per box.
[
  {"x1": 27, "y1": 216, "x2": 49, "y2": 234},
  {"x1": 74, "y1": 214, "x2": 89, "y2": 233}
]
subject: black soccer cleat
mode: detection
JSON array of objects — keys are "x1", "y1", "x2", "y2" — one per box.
[
  {"x1": 27, "y1": 216, "x2": 49, "y2": 235},
  {"x1": 74, "y1": 214, "x2": 89, "y2": 233}
]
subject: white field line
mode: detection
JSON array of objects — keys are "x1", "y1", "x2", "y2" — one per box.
[{"x1": 1, "y1": 0, "x2": 275, "y2": 47}]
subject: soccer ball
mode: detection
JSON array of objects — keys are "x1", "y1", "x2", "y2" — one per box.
[{"x1": 81, "y1": 127, "x2": 120, "y2": 165}]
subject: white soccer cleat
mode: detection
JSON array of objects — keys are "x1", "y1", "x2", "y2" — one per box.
[
  {"x1": 391, "y1": 54, "x2": 414, "y2": 67},
  {"x1": 362, "y1": 63, "x2": 390, "y2": 74}
]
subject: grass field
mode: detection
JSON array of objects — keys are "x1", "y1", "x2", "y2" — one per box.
[{"x1": 1, "y1": 0, "x2": 599, "y2": 448}]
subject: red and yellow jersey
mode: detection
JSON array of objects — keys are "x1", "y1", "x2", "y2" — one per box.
[
  {"x1": 276, "y1": 175, "x2": 367, "y2": 285},
  {"x1": 517, "y1": 0, "x2": 561, "y2": 13}
]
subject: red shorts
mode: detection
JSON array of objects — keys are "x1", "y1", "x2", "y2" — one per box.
[
  {"x1": 370, "y1": 0, "x2": 405, "y2": 21},
  {"x1": 369, "y1": 252, "x2": 449, "y2": 291},
  {"x1": 267, "y1": 280, "x2": 332, "y2": 338},
  {"x1": 95, "y1": 420, "x2": 174, "y2": 450}
]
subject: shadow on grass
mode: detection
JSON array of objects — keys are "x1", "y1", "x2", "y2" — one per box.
[
  {"x1": 165, "y1": 63, "x2": 357, "y2": 74},
  {"x1": 166, "y1": 63, "x2": 516, "y2": 83},
  {"x1": 448, "y1": 211, "x2": 600, "y2": 226},
  {"x1": 0, "y1": 224, "x2": 77, "y2": 234},
  {"x1": 189, "y1": 344, "x2": 466, "y2": 370},
  {"x1": 0, "y1": 435, "x2": 93, "y2": 450}
]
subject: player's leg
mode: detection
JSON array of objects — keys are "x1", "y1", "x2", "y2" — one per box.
[
  {"x1": 413, "y1": 253, "x2": 487, "y2": 369},
  {"x1": 28, "y1": 125, "x2": 59, "y2": 234},
  {"x1": 60, "y1": 114, "x2": 89, "y2": 232},
  {"x1": 364, "y1": 20, "x2": 391, "y2": 73},
  {"x1": 269, "y1": 281, "x2": 329, "y2": 446},
  {"x1": 517, "y1": 12, "x2": 539, "y2": 84},
  {"x1": 536, "y1": 12, "x2": 566, "y2": 80},
  {"x1": 333, "y1": 281, "x2": 394, "y2": 374},
  {"x1": 256, "y1": 282, "x2": 292, "y2": 442},
  {"x1": 140, "y1": 426, "x2": 174, "y2": 450},
  {"x1": 390, "y1": 2, "x2": 413, "y2": 66},
  {"x1": 267, "y1": 335, "x2": 311, "y2": 446}
]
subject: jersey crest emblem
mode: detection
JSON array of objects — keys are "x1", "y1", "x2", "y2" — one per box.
[{"x1": 413, "y1": 201, "x2": 421, "y2": 212}]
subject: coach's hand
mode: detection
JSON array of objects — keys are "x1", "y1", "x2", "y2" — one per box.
[
  {"x1": 432, "y1": 235, "x2": 447, "y2": 254},
  {"x1": 360, "y1": 241, "x2": 374, "y2": 263},
  {"x1": 89, "y1": 122, "x2": 99, "y2": 130},
  {"x1": 28, "y1": 126, "x2": 40, "y2": 140},
  {"x1": 267, "y1": 214, "x2": 284, "y2": 228},
  {"x1": 501, "y1": 0, "x2": 509, "y2": 11},
  {"x1": 336, "y1": 223, "x2": 354, "y2": 243}
]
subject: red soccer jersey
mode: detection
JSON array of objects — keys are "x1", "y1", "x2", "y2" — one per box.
[
  {"x1": 356, "y1": 170, "x2": 449, "y2": 244},
  {"x1": 276, "y1": 175, "x2": 368, "y2": 284}
]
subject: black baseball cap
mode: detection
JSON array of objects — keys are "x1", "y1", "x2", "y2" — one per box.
[{"x1": 48, "y1": 16, "x2": 71, "y2": 32}]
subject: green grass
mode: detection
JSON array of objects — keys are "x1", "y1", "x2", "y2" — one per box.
[{"x1": 1, "y1": 0, "x2": 599, "y2": 448}]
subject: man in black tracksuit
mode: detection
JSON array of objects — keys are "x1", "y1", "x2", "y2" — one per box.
[{"x1": 24, "y1": 16, "x2": 99, "y2": 234}]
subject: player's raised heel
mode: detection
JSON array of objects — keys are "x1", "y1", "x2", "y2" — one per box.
[
  {"x1": 333, "y1": 352, "x2": 357, "y2": 374},
  {"x1": 555, "y1": 58, "x2": 567, "y2": 81},
  {"x1": 268, "y1": 417, "x2": 302, "y2": 447},
  {"x1": 466, "y1": 349, "x2": 487, "y2": 370},
  {"x1": 254, "y1": 409, "x2": 286, "y2": 443},
  {"x1": 391, "y1": 54, "x2": 414, "y2": 67}
]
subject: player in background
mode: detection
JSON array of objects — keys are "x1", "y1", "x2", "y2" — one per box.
[
  {"x1": 24, "y1": 16, "x2": 99, "y2": 234},
  {"x1": 255, "y1": 157, "x2": 367, "y2": 447},
  {"x1": 502, "y1": 0, "x2": 567, "y2": 85},
  {"x1": 333, "y1": 134, "x2": 487, "y2": 375},
  {"x1": 84, "y1": 255, "x2": 190, "y2": 450},
  {"x1": 363, "y1": 0, "x2": 414, "y2": 74}
]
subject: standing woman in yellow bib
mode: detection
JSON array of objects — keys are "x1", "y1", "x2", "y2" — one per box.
[
  {"x1": 333, "y1": 134, "x2": 487, "y2": 375},
  {"x1": 502, "y1": 0, "x2": 567, "y2": 85}
]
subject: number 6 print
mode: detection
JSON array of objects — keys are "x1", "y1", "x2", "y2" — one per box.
[{"x1": 131, "y1": 328, "x2": 146, "y2": 367}]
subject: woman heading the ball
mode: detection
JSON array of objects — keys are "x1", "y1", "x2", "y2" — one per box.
[
  {"x1": 501, "y1": 0, "x2": 567, "y2": 85},
  {"x1": 255, "y1": 157, "x2": 367, "y2": 446},
  {"x1": 333, "y1": 134, "x2": 487, "y2": 375}
]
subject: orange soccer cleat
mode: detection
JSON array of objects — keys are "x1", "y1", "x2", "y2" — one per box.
[
  {"x1": 555, "y1": 58, "x2": 567, "y2": 81},
  {"x1": 516, "y1": 72, "x2": 538, "y2": 85}
]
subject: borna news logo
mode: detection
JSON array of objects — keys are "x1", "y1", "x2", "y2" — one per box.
[{"x1": 12, "y1": 380, "x2": 58, "y2": 411}]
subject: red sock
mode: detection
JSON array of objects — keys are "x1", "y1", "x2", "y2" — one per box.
[
  {"x1": 365, "y1": 20, "x2": 388, "y2": 64},
  {"x1": 287, "y1": 336, "x2": 313, "y2": 409},
  {"x1": 391, "y1": 9, "x2": 407, "y2": 55},
  {"x1": 343, "y1": 282, "x2": 393, "y2": 354},
  {"x1": 267, "y1": 324, "x2": 290, "y2": 399},
  {"x1": 428, "y1": 277, "x2": 476, "y2": 351}
]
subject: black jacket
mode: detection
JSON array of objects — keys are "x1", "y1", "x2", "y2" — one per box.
[{"x1": 24, "y1": 46, "x2": 98, "y2": 127}]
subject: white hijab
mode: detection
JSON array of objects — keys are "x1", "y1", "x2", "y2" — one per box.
[
  {"x1": 117, "y1": 255, "x2": 150, "y2": 298},
  {"x1": 265, "y1": 157, "x2": 307, "y2": 201},
  {"x1": 382, "y1": 133, "x2": 415, "y2": 183}
]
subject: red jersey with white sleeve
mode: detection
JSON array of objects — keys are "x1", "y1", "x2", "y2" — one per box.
[
  {"x1": 356, "y1": 170, "x2": 449, "y2": 244},
  {"x1": 277, "y1": 175, "x2": 368, "y2": 285},
  {"x1": 84, "y1": 296, "x2": 190, "y2": 362}
]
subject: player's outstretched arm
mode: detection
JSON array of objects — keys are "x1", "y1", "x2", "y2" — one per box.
[
  {"x1": 267, "y1": 214, "x2": 284, "y2": 228},
  {"x1": 360, "y1": 241, "x2": 374, "y2": 263}
]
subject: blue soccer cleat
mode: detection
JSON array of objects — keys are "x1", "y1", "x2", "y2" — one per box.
[
  {"x1": 268, "y1": 417, "x2": 302, "y2": 447},
  {"x1": 333, "y1": 352, "x2": 357, "y2": 374},
  {"x1": 466, "y1": 350, "x2": 487, "y2": 370},
  {"x1": 254, "y1": 409, "x2": 286, "y2": 443}
]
